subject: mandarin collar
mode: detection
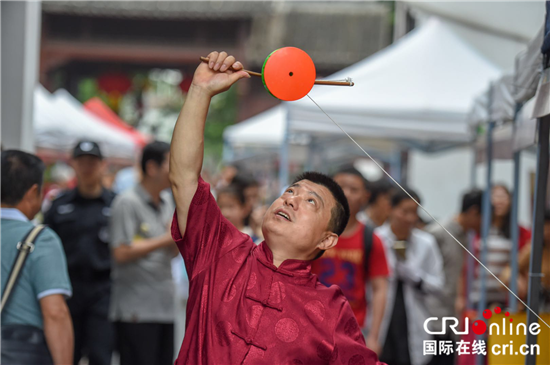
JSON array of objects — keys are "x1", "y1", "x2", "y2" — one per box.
[{"x1": 255, "y1": 241, "x2": 313, "y2": 277}]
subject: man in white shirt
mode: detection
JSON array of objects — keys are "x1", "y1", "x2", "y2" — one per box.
[{"x1": 376, "y1": 188, "x2": 444, "y2": 365}]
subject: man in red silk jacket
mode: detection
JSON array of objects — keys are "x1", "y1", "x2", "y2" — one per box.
[{"x1": 169, "y1": 51, "x2": 385, "y2": 365}]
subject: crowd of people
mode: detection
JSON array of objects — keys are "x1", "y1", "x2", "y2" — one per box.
[
  {"x1": 2, "y1": 50, "x2": 550, "y2": 365},
  {"x1": 4, "y1": 138, "x2": 549, "y2": 365}
]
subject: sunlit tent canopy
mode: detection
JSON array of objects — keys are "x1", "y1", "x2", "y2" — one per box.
[
  {"x1": 224, "y1": 104, "x2": 399, "y2": 169},
  {"x1": 226, "y1": 17, "x2": 503, "y2": 168},
  {"x1": 224, "y1": 106, "x2": 285, "y2": 149},
  {"x1": 287, "y1": 18, "x2": 502, "y2": 151},
  {"x1": 34, "y1": 85, "x2": 139, "y2": 161}
]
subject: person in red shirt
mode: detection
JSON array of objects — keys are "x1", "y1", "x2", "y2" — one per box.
[
  {"x1": 169, "y1": 51, "x2": 384, "y2": 365},
  {"x1": 312, "y1": 167, "x2": 389, "y2": 355}
]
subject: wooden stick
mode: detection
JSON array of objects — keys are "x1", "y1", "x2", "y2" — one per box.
[
  {"x1": 200, "y1": 57, "x2": 261, "y2": 77},
  {"x1": 314, "y1": 80, "x2": 354, "y2": 86},
  {"x1": 199, "y1": 57, "x2": 354, "y2": 87}
]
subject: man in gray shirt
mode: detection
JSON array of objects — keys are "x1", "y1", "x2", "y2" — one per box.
[
  {"x1": 109, "y1": 141, "x2": 176, "y2": 365},
  {"x1": 424, "y1": 189, "x2": 483, "y2": 365}
]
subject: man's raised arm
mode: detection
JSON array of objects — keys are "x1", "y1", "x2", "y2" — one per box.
[{"x1": 169, "y1": 51, "x2": 249, "y2": 235}]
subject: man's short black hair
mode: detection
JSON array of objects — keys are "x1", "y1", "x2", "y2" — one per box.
[
  {"x1": 333, "y1": 166, "x2": 369, "y2": 190},
  {"x1": 217, "y1": 184, "x2": 246, "y2": 206},
  {"x1": 1, "y1": 150, "x2": 45, "y2": 205},
  {"x1": 390, "y1": 187, "x2": 421, "y2": 207},
  {"x1": 141, "y1": 141, "x2": 170, "y2": 175},
  {"x1": 461, "y1": 189, "x2": 483, "y2": 213},
  {"x1": 368, "y1": 179, "x2": 393, "y2": 205},
  {"x1": 292, "y1": 171, "x2": 350, "y2": 236}
]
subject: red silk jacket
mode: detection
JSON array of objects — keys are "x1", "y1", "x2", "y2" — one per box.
[{"x1": 172, "y1": 177, "x2": 384, "y2": 365}]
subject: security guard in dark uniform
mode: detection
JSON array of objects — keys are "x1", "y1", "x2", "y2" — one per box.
[{"x1": 44, "y1": 141, "x2": 116, "y2": 365}]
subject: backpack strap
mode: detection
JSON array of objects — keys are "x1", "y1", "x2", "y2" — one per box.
[
  {"x1": 1, "y1": 225, "x2": 47, "y2": 312},
  {"x1": 363, "y1": 223, "x2": 375, "y2": 275}
]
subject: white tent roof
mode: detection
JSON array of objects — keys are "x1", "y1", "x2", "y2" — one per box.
[
  {"x1": 287, "y1": 18, "x2": 502, "y2": 147},
  {"x1": 34, "y1": 85, "x2": 138, "y2": 160},
  {"x1": 406, "y1": 2, "x2": 544, "y2": 43},
  {"x1": 224, "y1": 106, "x2": 285, "y2": 148},
  {"x1": 226, "y1": 17, "x2": 504, "y2": 162}
]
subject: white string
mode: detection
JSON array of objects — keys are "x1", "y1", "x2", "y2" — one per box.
[{"x1": 306, "y1": 94, "x2": 550, "y2": 329}]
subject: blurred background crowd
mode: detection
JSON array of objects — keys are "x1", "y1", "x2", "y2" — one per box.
[{"x1": 2, "y1": 1, "x2": 550, "y2": 365}]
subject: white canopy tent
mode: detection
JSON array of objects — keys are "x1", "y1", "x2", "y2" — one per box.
[
  {"x1": 224, "y1": 106, "x2": 285, "y2": 149},
  {"x1": 227, "y1": 18, "x2": 502, "y2": 155},
  {"x1": 224, "y1": 105, "x2": 398, "y2": 166},
  {"x1": 287, "y1": 18, "x2": 502, "y2": 149},
  {"x1": 34, "y1": 85, "x2": 139, "y2": 161},
  {"x1": 225, "y1": 17, "x2": 505, "y2": 196}
]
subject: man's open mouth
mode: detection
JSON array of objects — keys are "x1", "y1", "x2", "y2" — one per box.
[{"x1": 276, "y1": 210, "x2": 291, "y2": 221}]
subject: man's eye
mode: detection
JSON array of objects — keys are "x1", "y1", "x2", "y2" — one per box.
[
  {"x1": 307, "y1": 198, "x2": 316, "y2": 205},
  {"x1": 286, "y1": 189, "x2": 293, "y2": 194}
]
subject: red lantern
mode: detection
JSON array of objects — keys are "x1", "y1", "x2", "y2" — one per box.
[{"x1": 97, "y1": 73, "x2": 132, "y2": 94}]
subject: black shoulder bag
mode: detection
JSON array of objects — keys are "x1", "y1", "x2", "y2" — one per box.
[{"x1": 362, "y1": 224, "x2": 375, "y2": 274}]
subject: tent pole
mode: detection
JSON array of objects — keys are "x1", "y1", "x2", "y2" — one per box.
[
  {"x1": 305, "y1": 137, "x2": 316, "y2": 172},
  {"x1": 471, "y1": 141, "x2": 478, "y2": 188},
  {"x1": 467, "y1": 141, "x2": 477, "y2": 310},
  {"x1": 477, "y1": 120, "x2": 494, "y2": 365},
  {"x1": 279, "y1": 104, "x2": 290, "y2": 193},
  {"x1": 222, "y1": 139, "x2": 234, "y2": 164},
  {"x1": 509, "y1": 104, "x2": 523, "y2": 312},
  {"x1": 390, "y1": 149, "x2": 402, "y2": 183},
  {"x1": 524, "y1": 115, "x2": 550, "y2": 365}
]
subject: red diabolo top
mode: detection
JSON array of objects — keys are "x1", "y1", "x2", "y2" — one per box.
[{"x1": 261, "y1": 47, "x2": 316, "y2": 101}]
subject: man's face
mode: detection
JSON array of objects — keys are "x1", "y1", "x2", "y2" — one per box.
[
  {"x1": 147, "y1": 152, "x2": 171, "y2": 190},
  {"x1": 244, "y1": 185, "x2": 260, "y2": 211},
  {"x1": 71, "y1": 155, "x2": 104, "y2": 186},
  {"x1": 158, "y1": 153, "x2": 171, "y2": 189},
  {"x1": 262, "y1": 180, "x2": 336, "y2": 256},
  {"x1": 333, "y1": 173, "x2": 368, "y2": 216},
  {"x1": 372, "y1": 192, "x2": 392, "y2": 222},
  {"x1": 217, "y1": 193, "x2": 246, "y2": 229},
  {"x1": 390, "y1": 198, "x2": 418, "y2": 236},
  {"x1": 492, "y1": 186, "x2": 510, "y2": 218},
  {"x1": 464, "y1": 207, "x2": 482, "y2": 233}
]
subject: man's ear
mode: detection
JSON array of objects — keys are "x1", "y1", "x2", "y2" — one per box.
[
  {"x1": 317, "y1": 232, "x2": 338, "y2": 251},
  {"x1": 22, "y1": 183, "x2": 41, "y2": 204}
]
